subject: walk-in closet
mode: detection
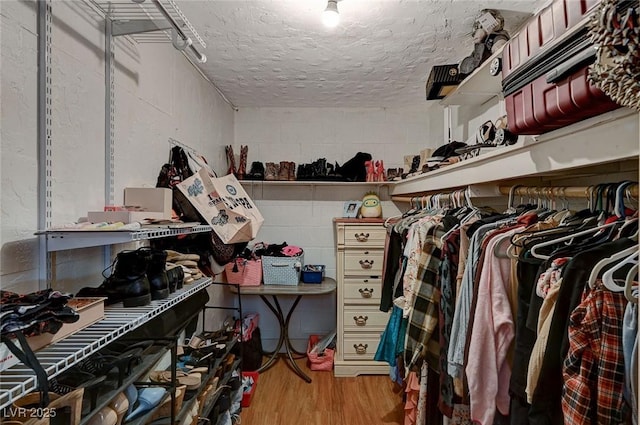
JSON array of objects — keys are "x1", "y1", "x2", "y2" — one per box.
[{"x1": 1, "y1": 0, "x2": 638, "y2": 424}]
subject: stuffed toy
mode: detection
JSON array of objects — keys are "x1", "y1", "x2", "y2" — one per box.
[{"x1": 359, "y1": 192, "x2": 382, "y2": 218}]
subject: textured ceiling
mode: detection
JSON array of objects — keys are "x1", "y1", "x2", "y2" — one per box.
[{"x1": 177, "y1": 0, "x2": 546, "y2": 108}]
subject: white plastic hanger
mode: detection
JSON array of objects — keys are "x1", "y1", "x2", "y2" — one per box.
[
  {"x1": 529, "y1": 221, "x2": 619, "y2": 261},
  {"x1": 601, "y1": 250, "x2": 639, "y2": 291},
  {"x1": 587, "y1": 245, "x2": 639, "y2": 289},
  {"x1": 625, "y1": 263, "x2": 638, "y2": 303}
]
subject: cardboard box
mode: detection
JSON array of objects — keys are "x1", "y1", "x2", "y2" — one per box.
[
  {"x1": 87, "y1": 210, "x2": 167, "y2": 223},
  {"x1": 124, "y1": 187, "x2": 172, "y2": 218},
  {"x1": 0, "y1": 297, "x2": 105, "y2": 371}
]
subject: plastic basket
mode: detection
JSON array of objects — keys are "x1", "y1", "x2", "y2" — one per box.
[
  {"x1": 302, "y1": 265, "x2": 325, "y2": 283},
  {"x1": 241, "y1": 371, "x2": 259, "y2": 407},
  {"x1": 262, "y1": 254, "x2": 304, "y2": 285}
]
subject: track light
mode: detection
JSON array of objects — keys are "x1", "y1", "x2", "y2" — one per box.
[{"x1": 322, "y1": 0, "x2": 340, "y2": 28}]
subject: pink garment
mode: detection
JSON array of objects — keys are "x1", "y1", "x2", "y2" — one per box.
[
  {"x1": 465, "y1": 228, "x2": 519, "y2": 425},
  {"x1": 404, "y1": 371, "x2": 420, "y2": 425}
]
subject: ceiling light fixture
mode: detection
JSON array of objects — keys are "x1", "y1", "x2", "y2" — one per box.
[{"x1": 322, "y1": 0, "x2": 340, "y2": 28}]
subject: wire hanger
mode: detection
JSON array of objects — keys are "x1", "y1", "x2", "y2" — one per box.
[
  {"x1": 601, "y1": 250, "x2": 639, "y2": 291},
  {"x1": 587, "y1": 245, "x2": 639, "y2": 289}
]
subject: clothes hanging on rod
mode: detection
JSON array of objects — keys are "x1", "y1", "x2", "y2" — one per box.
[{"x1": 377, "y1": 182, "x2": 639, "y2": 425}]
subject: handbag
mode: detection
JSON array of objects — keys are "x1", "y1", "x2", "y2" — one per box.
[
  {"x1": 176, "y1": 168, "x2": 264, "y2": 244},
  {"x1": 224, "y1": 257, "x2": 262, "y2": 286}
]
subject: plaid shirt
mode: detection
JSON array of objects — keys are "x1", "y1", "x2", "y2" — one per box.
[
  {"x1": 404, "y1": 219, "x2": 445, "y2": 372},
  {"x1": 562, "y1": 282, "x2": 628, "y2": 424}
]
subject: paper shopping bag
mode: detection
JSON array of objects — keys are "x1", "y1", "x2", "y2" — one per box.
[{"x1": 176, "y1": 168, "x2": 263, "y2": 244}]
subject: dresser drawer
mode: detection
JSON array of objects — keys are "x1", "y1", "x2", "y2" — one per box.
[
  {"x1": 343, "y1": 306, "x2": 388, "y2": 331},
  {"x1": 343, "y1": 277, "x2": 382, "y2": 303},
  {"x1": 342, "y1": 333, "x2": 383, "y2": 360},
  {"x1": 344, "y1": 250, "x2": 384, "y2": 276},
  {"x1": 340, "y1": 225, "x2": 386, "y2": 248}
]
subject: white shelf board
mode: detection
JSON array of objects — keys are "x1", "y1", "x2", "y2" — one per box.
[
  {"x1": 440, "y1": 47, "x2": 504, "y2": 107},
  {"x1": 42, "y1": 225, "x2": 212, "y2": 252},
  {"x1": 391, "y1": 108, "x2": 639, "y2": 196},
  {"x1": 0, "y1": 277, "x2": 212, "y2": 411},
  {"x1": 240, "y1": 180, "x2": 391, "y2": 188}
]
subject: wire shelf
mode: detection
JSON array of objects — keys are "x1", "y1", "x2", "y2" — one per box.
[
  {"x1": 89, "y1": 0, "x2": 206, "y2": 48},
  {"x1": 41, "y1": 225, "x2": 212, "y2": 252},
  {"x1": 0, "y1": 277, "x2": 212, "y2": 411}
]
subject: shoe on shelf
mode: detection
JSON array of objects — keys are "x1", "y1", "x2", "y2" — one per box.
[
  {"x1": 264, "y1": 162, "x2": 278, "y2": 181},
  {"x1": 149, "y1": 385, "x2": 187, "y2": 422},
  {"x1": 139, "y1": 248, "x2": 170, "y2": 300},
  {"x1": 278, "y1": 161, "x2": 290, "y2": 181},
  {"x1": 77, "y1": 249, "x2": 152, "y2": 307},
  {"x1": 166, "y1": 263, "x2": 184, "y2": 292},
  {"x1": 124, "y1": 388, "x2": 167, "y2": 422},
  {"x1": 247, "y1": 161, "x2": 265, "y2": 180},
  {"x1": 149, "y1": 370, "x2": 201, "y2": 390},
  {"x1": 86, "y1": 406, "x2": 118, "y2": 425},
  {"x1": 109, "y1": 391, "x2": 129, "y2": 425}
]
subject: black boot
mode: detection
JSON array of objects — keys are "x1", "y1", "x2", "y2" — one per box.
[
  {"x1": 78, "y1": 250, "x2": 151, "y2": 307},
  {"x1": 142, "y1": 249, "x2": 170, "y2": 300},
  {"x1": 166, "y1": 263, "x2": 185, "y2": 292}
]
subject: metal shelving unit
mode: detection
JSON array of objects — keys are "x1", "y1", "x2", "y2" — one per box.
[
  {"x1": 0, "y1": 277, "x2": 212, "y2": 411},
  {"x1": 41, "y1": 225, "x2": 212, "y2": 252}
]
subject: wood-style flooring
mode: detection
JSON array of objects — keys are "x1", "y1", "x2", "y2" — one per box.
[{"x1": 240, "y1": 358, "x2": 405, "y2": 425}]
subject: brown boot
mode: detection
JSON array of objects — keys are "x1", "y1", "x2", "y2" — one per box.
[
  {"x1": 265, "y1": 162, "x2": 279, "y2": 181},
  {"x1": 288, "y1": 162, "x2": 296, "y2": 181},
  {"x1": 225, "y1": 145, "x2": 236, "y2": 175},
  {"x1": 237, "y1": 145, "x2": 248, "y2": 180},
  {"x1": 278, "y1": 161, "x2": 289, "y2": 181}
]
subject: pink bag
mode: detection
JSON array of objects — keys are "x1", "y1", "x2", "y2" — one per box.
[
  {"x1": 224, "y1": 258, "x2": 262, "y2": 286},
  {"x1": 307, "y1": 335, "x2": 334, "y2": 371}
]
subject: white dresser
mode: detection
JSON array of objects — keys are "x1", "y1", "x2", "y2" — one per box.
[{"x1": 334, "y1": 218, "x2": 390, "y2": 377}]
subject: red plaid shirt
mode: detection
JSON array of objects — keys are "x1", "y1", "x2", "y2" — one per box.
[{"x1": 562, "y1": 282, "x2": 628, "y2": 424}]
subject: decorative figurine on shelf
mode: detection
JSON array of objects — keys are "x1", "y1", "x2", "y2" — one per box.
[
  {"x1": 459, "y1": 9, "x2": 510, "y2": 76},
  {"x1": 359, "y1": 192, "x2": 382, "y2": 218}
]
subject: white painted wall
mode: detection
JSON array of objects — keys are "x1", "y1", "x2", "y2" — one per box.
[
  {"x1": 233, "y1": 105, "x2": 444, "y2": 350},
  {"x1": 0, "y1": 0, "x2": 234, "y2": 323}
]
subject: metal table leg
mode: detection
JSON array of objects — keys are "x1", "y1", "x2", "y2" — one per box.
[
  {"x1": 255, "y1": 295, "x2": 285, "y2": 372},
  {"x1": 280, "y1": 295, "x2": 311, "y2": 383}
]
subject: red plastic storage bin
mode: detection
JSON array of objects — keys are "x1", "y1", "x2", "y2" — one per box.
[{"x1": 241, "y1": 371, "x2": 259, "y2": 408}]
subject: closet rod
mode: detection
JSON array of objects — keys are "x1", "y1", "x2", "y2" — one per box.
[
  {"x1": 151, "y1": 0, "x2": 207, "y2": 63},
  {"x1": 391, "y1": 188, "x2": 468, "y2": 205},
  {"x1": 497, "y1": 184, "x2": 638, "y2": 198},
  {"x1": 391, "y1": 184, "x2": 638, "y2": 204}
]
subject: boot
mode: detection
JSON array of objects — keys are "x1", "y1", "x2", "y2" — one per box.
[
  {"x1": 77, "y1": 250, "x2": 151, "y2": 307},
  {"x1": 247, "y1": 162, "x2": 264, "y2": 180},
  {"x1": 237, "y1": 145, "x2": 248, "y2": 180},
  {"x1": 142, "y1": 248, "x2": 170, "y2": 300},
  {"x1": 166, "y1": 263, "x2": 185, "y2": 291},
  {"x1": 365, "y1": 160, "x2": 375, "y2": 182},
  {"x1": 278, "y1": 161, "x2": 289, "y2": 181},
  {"x1": 288, "y1": 162, "x2": 296, "y2": 181},
  {"x1": 225, "y1": 145, "x2": 236, "y2": 175},
  {"x1": 376, "y1": 160, "x2": 386, "y2": 182},
  {"x1": 265, "y1": 162, "x2": 278, "y2": 181}
]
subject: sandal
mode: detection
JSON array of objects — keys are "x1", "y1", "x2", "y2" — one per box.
[{"x1": 149, "y1": 370, "x2": 202, "y2": 390}]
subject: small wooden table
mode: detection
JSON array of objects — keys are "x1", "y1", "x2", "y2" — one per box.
[{"x1": 230, "y1": 278, "x2": 337, "y2": 383}]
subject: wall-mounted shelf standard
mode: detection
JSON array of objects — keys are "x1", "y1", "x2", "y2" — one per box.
[
  {"x1": 39, "y1": 225, "x2": 212, "y2": 252},
  {"x1": 391, "y1": 108, "x2": 639, "y2": 197},
  {"x1": 0, "y1": 277, "x2": 212, "y2": 411}
]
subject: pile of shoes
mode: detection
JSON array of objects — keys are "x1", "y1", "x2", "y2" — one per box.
[
  {"x1": 166, "y1": 250, "x2": 203, "y2": 284},
  {"x1": 296, "y1": 158, "x2": 341, "y2": 181}
]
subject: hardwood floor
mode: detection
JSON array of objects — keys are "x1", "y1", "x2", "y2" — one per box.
[{"x1": 240, "y1": 358, "x2": 405, "y2": 425}]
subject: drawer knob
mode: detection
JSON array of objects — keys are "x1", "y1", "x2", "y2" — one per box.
[
  {"x1": 353, "y1": 343, "x2": 368, "y2": 355},
  {"x1": 353, "y1": 315, "x2": 369, "y2": 326},
  {"x1": 359, "y1": 288, "x2": 374, "y2": 298},
  {"x1": 359, "y1": 259, "x2": 374, "y2": 269},
  {"x1": 354, "y1": 233, "x2": 370, "y2": 242}
]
